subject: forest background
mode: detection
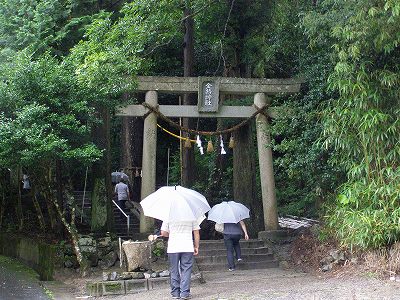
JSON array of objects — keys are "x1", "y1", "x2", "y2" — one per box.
[{"x1": 0, "y1": 0, "x2": 399, "y2": 270}]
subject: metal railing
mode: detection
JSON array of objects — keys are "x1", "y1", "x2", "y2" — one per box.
[{"x1": 112, "y1": 200, "x2": 130, "y2": 234}]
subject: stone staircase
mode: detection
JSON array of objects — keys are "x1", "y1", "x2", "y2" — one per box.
[
  {"x1": 112, "y1": 203, "x2": 140, "y2": 239},
  {"x1": 196, "y1": 239, "x2": 279, "y2": 272},
  {"x1": 72, "y1": 191, "x2": 140, "y2": 238}
]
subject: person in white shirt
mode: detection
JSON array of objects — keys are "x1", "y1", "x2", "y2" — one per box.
[{"x1": 161, "y1": 220, "x2": 200, "y2": 300}]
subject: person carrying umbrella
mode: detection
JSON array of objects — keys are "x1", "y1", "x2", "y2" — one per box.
[
  {"x1": 140, "y1": 186, "x2": 211, "y2": 300},
  {"x1": 208, "y1": 200, "x2": 250, "y2": 271},
  {"x1": 114, "y1": 178, "x2": 130, "y2": 219},
  {"x1": 160, "y1": 220, "x2": 200, "y2": 299}
]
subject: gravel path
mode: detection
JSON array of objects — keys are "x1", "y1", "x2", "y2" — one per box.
[
  {"x1": 95, "y1": 268, "x2": 400, "y2": 300},
  {"x1": 0, "y1": 255, "x2": 49, "y2": 300},
  {"x1": 4, "y1": 261, "x2": 400, "y2": 300}
]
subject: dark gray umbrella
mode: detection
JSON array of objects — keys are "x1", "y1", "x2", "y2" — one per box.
[{"x1": 111, "y1": 171, "x2": 129, "y2": 184}]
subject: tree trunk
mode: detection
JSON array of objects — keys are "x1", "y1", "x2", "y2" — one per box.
[
  {"x1": 224, "y1": 0, "x2": 264, "y2": 234},
  {"x1": 52, "y1": 189, "x2": 88, "y2": 275},
  {"x1": 91, "y1": 178, "x2": 108, "y2": 233},
  {"x1": 32, "y1": 185, "x2": 46, "y2": 231},
  {"x1": 103, "y1": 109, "x2": 114, "y2": 231},
  {"x1": 55, "y1": 160, "x2": 65, "y2": 236},
  {"x1": 11, "y1": 168, "x2": 24, "y2": 230},
  {"x1": 0, "y1": 169, "x2": 7, "y2": 229},
  {"x1": 181, "y1": 5, "x2": 196, "y2": 187},
  {"x1": 41, "y1": 172, "x2": 57, "y2": 230},
  {"x1": 205, "y1": 117, "x2": 229, "y2": 201},
  {"x1": 91, "y1": 107, "x2": 114, "y2": 233},
  {"x1": 42, "y1": 174, "x2": 88, "y2": 275},
  {"x1": 0, "y1": 190, "x2": 5, "y2": 229},
  {"x1": 121, "y1": 116, "x2": 143, "y2": 202},
  {"x1": 233, "y1": 124, "x2": 264, "y2": 236}
]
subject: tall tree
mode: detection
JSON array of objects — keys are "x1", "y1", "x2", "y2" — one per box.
[{"x1": 181, "y1": 2, "x2": 197, "y2": 187}]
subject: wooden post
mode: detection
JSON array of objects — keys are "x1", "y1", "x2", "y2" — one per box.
[
  {"x1": 254, "y1": 93, "x2": 279, "y2": 230},
  {"x1": 140, "y1": 91, "x2": 157, "y2": 233}
]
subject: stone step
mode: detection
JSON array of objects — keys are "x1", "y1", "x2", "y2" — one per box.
[
  {"x1": 114, "y1": 222, "x2": 139, "y2": 226},
  {"x1": 198, "y1": 260, "x2": 279, "y2": 272},
  {"x1": 199, "y1": 246, "x2": 271, "y2": 257},
  {"x1": 199, "y1": 239, "x2": 266, "y2": 250},
  {"x1": 196, "y1": 253, "x2": 274, "y2": 264}
]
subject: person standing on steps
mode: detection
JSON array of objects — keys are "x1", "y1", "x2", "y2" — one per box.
[
  {"x1": 114, "y1": 178, "x2": 130, "y2": 220},
  {"x1": 223, "y1": 220, "x2": 249, "y2": 271},
  {"x1": 161, "y1": 220, "x2": 200, "y2": 300}
]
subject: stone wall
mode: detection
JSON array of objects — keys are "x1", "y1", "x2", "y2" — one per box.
[
  {"x1": 0, "y1": 233, "x2": 56, "y2": 280},
  {"x1": 61, "y1": 234, "x2": 119, "y2": 270}
]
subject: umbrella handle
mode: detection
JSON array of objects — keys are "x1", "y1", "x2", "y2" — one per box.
[{"x1": 148, "y1": 234, "x2": 161, "y2": 241}]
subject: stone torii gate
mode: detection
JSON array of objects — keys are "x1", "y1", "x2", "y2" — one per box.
[{"x1": 117, "y1": 76, "x2": 301, "y2": 234}]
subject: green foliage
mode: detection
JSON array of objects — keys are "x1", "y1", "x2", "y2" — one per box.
[
  {"x1": 0, "y1": 0, "x2": 100, "y2": 56},
  {"x1": 311, "y1": 0, "x2": 400, "y2": 249},
  {"x1": 260, "y1": 0, "x2": 344, "y2": 217},
  {"x1": 168, "y1": 145, "x2": 233, "y2": 203},
  {"x1": 0, "y1": 52, "x2": 101, "y2": 169}
]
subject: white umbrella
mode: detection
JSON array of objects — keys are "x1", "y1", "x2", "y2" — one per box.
[
  {"x1": 140, "y1": 186, "x2": 211, "y2": 222},
  {"x1": 208, "y1": 201, "x2": 250, "y2": 224}
]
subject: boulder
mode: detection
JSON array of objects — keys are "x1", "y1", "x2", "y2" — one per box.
[
  {"x1": 110, "y1": 271, "x2": 118, "y2": 281},
  {"x1": 86, "y1": 252, "x2": 99, "y2": 267},
  {"x1": 103, "y1": 272, "x2": 110, "y2": 281},
  {"x1": 64, "y1": 255, "x2": 78, "y2": 268},
  {"x1": 98, "y1": 236, "x2": 112, "y2": 247},
  {"x1": 120, "y1": 272, "x2": 132, "y2": 280},
  {"x1": 122, "y1": 241, "x2": 152, "y2": 272},
  {"x1": 159, "y1": 270, "x2": 170, "y2": 277},
  {"x1": 320, "y1": 255, "x2": 334, "y2": 266},
  {"x1": 131, "y1": 272, "x2": 145, "y2": 279},
  {"x1": 78, "y1": 236, "x2": 96, "y2": 247},
  {"x1": 98, "y1": 251, "x2": 118, "y2": 269},
  {"x1": 321, "y1": 263, "x2": 332, "y2": 272}
]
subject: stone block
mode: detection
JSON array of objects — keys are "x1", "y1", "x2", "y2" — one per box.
[
  {"x1": 101, "y1": 280, "x2": 125, "y2": 296},
  {"x1": 125, "y1": 279, "x2": 148, "y2": 294},
  {"x1": 148, "y1": 277, "x2": 170, "y2": 290}
]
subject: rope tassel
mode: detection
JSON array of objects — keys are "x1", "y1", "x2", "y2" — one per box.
[
  {"x1": 184, "y1": 137, "x2": 191, "y2": 148},
  {"x1": 229, "y1": 134, "x2": 235, "y2": 148},
  {"x1": 207, "y1": 140, "x2": 214, "y2": 153}
]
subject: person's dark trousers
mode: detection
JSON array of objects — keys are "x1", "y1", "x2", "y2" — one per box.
[
  {"x1": 118, "y1": 199, "x2": 126, "y2": 220},
  {"x1": 223, "y1": 234, "x2": 242, "y2": 269},
  {"x1": 168, "y1": 252, "x2": 194, "y2": 298}
]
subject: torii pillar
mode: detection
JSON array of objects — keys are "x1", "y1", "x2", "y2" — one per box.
[
  {"x1": 254, "y1": 93, "x2": 279, "y2": 230},
  {"x1": 140, "y1": 91, "x2": 157, "y2": 232}
]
